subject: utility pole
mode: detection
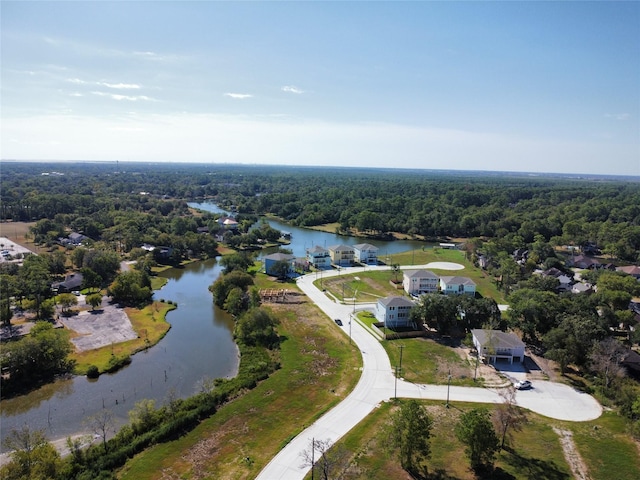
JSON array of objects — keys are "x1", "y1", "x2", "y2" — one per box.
[
  {"x1": 311, "y1": 437, "x2": 315, "y2": 480},
  {"x1": 398, "y1": 344, "x2": 404, "y2": 378},
  {"x1": 446, "y1": 369, "x2": 452, "y2": 408},
  {"x1": 394, "y1": 365, "x2": 398, "y2": 399}
]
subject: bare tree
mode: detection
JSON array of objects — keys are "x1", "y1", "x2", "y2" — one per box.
[
  {"x1": 493, "y1": 387, "x2": 528, "y2": 449},
  {"x1": 590, "y1": 337, "x2": 626, "y2": 391},
  {"x1": 84, "y1": 409, "x2": 115, "y2": 452},
  {"x1": 300, "y1": 438, "x2": 351, "y2": 480}
]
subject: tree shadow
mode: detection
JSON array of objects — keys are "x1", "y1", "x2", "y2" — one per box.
[{"x1": 501, "y1": 447, "x2": 570, "y2": 480}]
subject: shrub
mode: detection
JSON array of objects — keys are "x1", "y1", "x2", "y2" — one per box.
[{"x1": 86, "y1": 365, "x2": 100, "y2": 378}]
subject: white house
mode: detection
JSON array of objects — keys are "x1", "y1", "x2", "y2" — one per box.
[
  {"x1": 403, "y1": 269, "x2": 439, "y2": 296},
  {"x1": 375, "y1": 296, "x2": 416, "y2": 329},
  {"x1": 439, "y1": 276, "x2": 476, "y2": 296},
  {"x1": 306, "y1": 245, "x2": 331, "y2": 269},
  {"x1": 328, "y1": 244, "x2": 354, "y2": 267},
  {"x1": 353, "y1": 243, "x2": 379, "y2": 265},
  {"x1": 471, "y1": 329, "x2": 525, "y2": 364}
]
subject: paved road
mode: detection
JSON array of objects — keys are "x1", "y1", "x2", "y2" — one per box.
[{"x1": 256, "y1": 265, "x2": 602, "y2": 480}]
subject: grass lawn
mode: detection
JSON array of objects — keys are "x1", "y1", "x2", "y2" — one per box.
[
  {"x1": 383, "y1": 337, "x2": 477, "y2": 386},
  {"x1": 71, "y1": 301, "x2": 175, "y2": 374},
  {"x1": 305, "y1": 399, "x2": 639, "y2": 480},
  {"x1": 118, "y1": 275, "x2": 361, "y2": 480}
]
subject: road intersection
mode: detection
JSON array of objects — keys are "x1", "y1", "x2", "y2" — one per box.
[{"x1": 256, "y1": 264, "x2": 602, "y2": 480}]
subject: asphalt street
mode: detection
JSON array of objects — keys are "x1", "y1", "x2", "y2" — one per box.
[{"x1": 255, "y1": 264, "x2": 602, "y2": 480}]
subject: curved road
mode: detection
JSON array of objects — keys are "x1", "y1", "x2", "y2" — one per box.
[{"x1": 256, "y1": 265, "x2": 602, "y2": 480}]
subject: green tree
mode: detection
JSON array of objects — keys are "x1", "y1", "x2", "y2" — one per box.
[
  {"x1": 234, "y1": 308, "x2": 280, "y2": 348},
  {"x1": 18, "y1": 255, "x2": 51, "y2": 320},
  {"x1": 108, "y1": 270, "x2": 152, "y2": 306},
  {"x1": 223, "y1": 287, "x2": 246, "y2": 316},
  {"x1": 386, "y1": 399, "x2": 433, "y2": 474},
  {"x1": 58, "y1": 293, "x2": 78, "y2": 315},
  {"x1": 81, "y1": 267, "x2": 103, "y2": 292},
  {"x1": 455, "y1": 408, "x2": 500, "y2": 472},
  {"x1": 0, "y1": 426, "x2": 61, "y2": 480},
  {"x1": 86, "y1": 293, "x2": 103, "y2": 311}
]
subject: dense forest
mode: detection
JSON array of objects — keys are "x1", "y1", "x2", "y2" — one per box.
[{"x1": 2, "y1": 162, "x2": 639, "y2": 262}]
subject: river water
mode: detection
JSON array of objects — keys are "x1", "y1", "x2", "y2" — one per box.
[
  {"x1": 1, "y1": 202, "x2": 429, "y2": 447},
  {"x1": 0, "y1": 259, "x2": 238, "y2": 448}
]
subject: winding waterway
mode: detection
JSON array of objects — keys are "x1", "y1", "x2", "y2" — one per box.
[
  {"x1": 1, "y1": 259, "x2": 238, "y2": 448},
  {"x1": 1, "y1": 202, "x2": 430, "y2": 448}
]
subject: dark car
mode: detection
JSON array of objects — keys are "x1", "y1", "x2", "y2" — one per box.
[{"x1": 334, "y1": 319, "x2": 343, "y2": 326}]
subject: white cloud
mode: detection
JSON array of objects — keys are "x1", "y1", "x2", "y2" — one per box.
[
  {"x1": 282, "y1": 85, "x2": 304, "y2": 94},
  {"x1": 91, "y1": 91, "x2": 155, "y2": 101},
  {"x1": 98, "y1": 82, "x2": 141, "y2": 89},
  {"x1": 68, "y1": 78, "x2": 141, "y2": 89},
  {"x1": 224, "y1": 93, "x2": 253, "y2": 99},
  {"x1": 604, "y1": 113, "x2": 631, "y2": 121}
]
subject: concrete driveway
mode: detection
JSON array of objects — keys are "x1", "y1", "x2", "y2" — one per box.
[{"x1": 256, "y1": 265, "x2": 602, "y2": 480}]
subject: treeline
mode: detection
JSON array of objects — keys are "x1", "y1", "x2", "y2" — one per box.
[{"x1": 3, "y1": 162, "x2": 640, "y2": 262}]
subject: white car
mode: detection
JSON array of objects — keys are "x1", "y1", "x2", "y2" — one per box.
[{"x1": 514, "y1": 380, "x2": 532, "y2": 390}]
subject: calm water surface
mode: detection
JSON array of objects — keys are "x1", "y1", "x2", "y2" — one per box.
[{"x1": 0, "y1": 259, "x2": 237, "y2": 448}]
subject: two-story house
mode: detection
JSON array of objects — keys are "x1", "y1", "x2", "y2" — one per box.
[
  {"x1": 402, "y1": 269, "x2": 439, "y2": 296},
  {"x1": 328, "y1": 244, "x2": 354, "y2": 267},
  {"x1": 306, "y1": 246, "x2": 331, "y2": 269},
  {"x1": 353, "y1": 243, "x2": 379, "y2": 265},
  {"x1": 375, "y1": 296, "x2": 416, "y2": 329}
]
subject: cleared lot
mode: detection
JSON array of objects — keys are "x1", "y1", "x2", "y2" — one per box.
[{"x1": 60, "y1": 299, "x2": 138, "y2": 351}]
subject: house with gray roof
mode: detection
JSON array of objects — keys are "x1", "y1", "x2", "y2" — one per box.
[
  {"x1": 471, "y1": 329, "x2": 525, "y2": 364},
  {"x1": 439, "y1": 276, "x2": 476, "y2": 296},
  {"x1": 375, "y1": 296, "x2": 416, "y2": 329},
  {"x1": 353, "y1": 243, "x2": 378, "y2": 265},
  {"x1": 403, "y1": 269, "x2": 439, "y2": 295}
]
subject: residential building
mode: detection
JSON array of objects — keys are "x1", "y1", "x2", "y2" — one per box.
[
  {"x1": 353, "y1": 243, "x2": 378, "y2": 265},
  {"x1": 617, "y1": 265, "x2": 640, "y2": 280},
  {"x1": 403, "y1": 269, "x2": 439, "y2": 296},
  {"x1": 306, "y1": 245, "x2": 331, "y2": 269},
  {"x1": 439, "y1": 276, "x2": 476, "y2": 296},
  {"x1": 328, "y1": 244, "x2": 354, "y2": 267},
  {"x1": 263, "y1": 252, "x2": 295, "y2": 277},
  {"x1": 375, "y1": 296, "x2": 416, "y2": 329},
  {"x1": 52, "y1": 272, "x2": 84, "y2": 293},
  {"x1": 471, "y1": 329, "x2": 525, "y2": 364}
]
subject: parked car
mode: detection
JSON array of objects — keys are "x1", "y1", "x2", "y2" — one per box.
[
  {"x1": 334, "y1": 319, "x2": 343, "y2": 326},
  {"x1": 514, "y1": 380, "x2": 532, "y2": 390}
]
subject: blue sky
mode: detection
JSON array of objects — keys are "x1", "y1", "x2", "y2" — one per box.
[{"x1": 2, "y1": 1, "x2": 639, "y2": 175}]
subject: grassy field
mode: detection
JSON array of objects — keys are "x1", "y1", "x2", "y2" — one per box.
[
  {"x1": 71, "y1": 301, "x2": 175, "y2": 374},
  {"x1": 118, "y1": 275, "x2": 362, "y2": 479},
  {"x1": 0, "y1": 221, "x2": 49, "y2": 254},
  {"x1": 314, "y1": 248, "x2": 506, "y2": 305},
  {"x1": 303, "y1": 400, "x2": 640, "y2": 480}
]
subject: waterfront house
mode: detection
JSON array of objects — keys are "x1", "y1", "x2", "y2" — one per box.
[
  {"x1": 353, "y1": 243, "x2": 379, "y2": 265},
  {"x1": 306, "y1": 245, "x2": 331, "y2": 269},
  {"x1": 328, "y1": 244, "x2": 354, "y2": 267},
  {"x1": 263, "y1": 252, "x2": 295, "y2": 278}
]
